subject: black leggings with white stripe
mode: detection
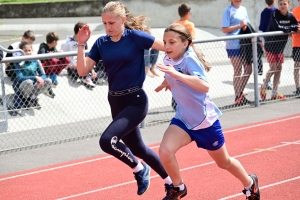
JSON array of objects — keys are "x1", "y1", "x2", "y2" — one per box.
[{"x1": 99, "y1": 88, "x2": 168, "y2": 179}]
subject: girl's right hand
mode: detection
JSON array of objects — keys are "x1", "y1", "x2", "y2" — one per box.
[{"x1": 78, "y1": 24, "x2": 91, "y2": 44}]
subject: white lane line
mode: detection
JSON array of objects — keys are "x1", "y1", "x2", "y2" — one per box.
[
  {"x1": 219, "y1": 176, "x2": 300, "y2": 200},
  {"x1": 0, "y1": 145, "x2": 160, "y2": 182},
  {"x1": 0, "y1": 115, "x2": 299, "y2": 182},
  {"x1": 56, "y1": 140, "x2": 300, "y2": 200}
]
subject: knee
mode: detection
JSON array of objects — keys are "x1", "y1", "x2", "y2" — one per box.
[
  {"x1": 159, "y1": 146, "x2": 173, "y2": 161},
  {"x1": 44, "y1": 78, "x2": 52, "y2": 86},
  {"x1": 215, "y1": 157, "x2": 232, "y2": 170},
  {"x1": 99, "y1": 134, "x2": 120, "y2": 153}
]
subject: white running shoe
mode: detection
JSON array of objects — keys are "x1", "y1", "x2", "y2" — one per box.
[{"x1": 81, "y1": 78, "x2": 95, "y2": 87}]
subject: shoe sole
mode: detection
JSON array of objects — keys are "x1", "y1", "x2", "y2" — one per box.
[
  {"x1": 179, "y1": 188, "x2": 187, "y2": 199},
  {"x1": 249, "y1": 174, "x2": 260, "y2": 199},
  {"x1": 138, "y1": 164, "x2": 151, "y2": 196}
]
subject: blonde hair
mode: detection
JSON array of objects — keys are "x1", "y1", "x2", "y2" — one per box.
[
  {"x1": 164, "y1": 23, "x2": 211, "y2": 72},
  {"x1": 102, "y1": 1, "x2": 150, "y2": 33}
]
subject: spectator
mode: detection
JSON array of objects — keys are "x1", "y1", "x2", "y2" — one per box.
[
  {"x1": 61, "y1": 22, "x2": 97, "y2": 87},
  {"x1": 144, "y1": 48, "x2": 160, "y2": 77},
  {"x1": 259, "y1": 0, "x2": 277, "y2": 88},
  {"x1": 5, "y1": 30, "x2": 35, "y2": 81},
  {"x1": 171, "y1": 3, "x2": 197, "y2": 110},
  {"x1": 222, "y1": 0, "x2": 252, "y2": 106},
  {"x1": 261, "y1": 0, "x2": 299, "y2": 101},
  {"x1": 38, "y1": 32, "x2": 70, "y2": 97},
  {"x1": 174, "y1": 3, "x2": 196, "y2": 40},
  {"x1": 9, "y1": 42, "x2": 52, "y2": 116},
  {"x1": 292, "y1": 0, "x2": 300, "y2": 96},
  {"x1": 76, "y1": 2, "x2": 173, "y2": 198}
]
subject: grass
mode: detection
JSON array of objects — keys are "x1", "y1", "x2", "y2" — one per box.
[{"x1": 0, "y1": 0, "x2": 82, "y2": 3}]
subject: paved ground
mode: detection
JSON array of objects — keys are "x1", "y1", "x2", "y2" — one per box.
[{"x1": 0, "y1": 17, "x2": 299, "y2": 176}]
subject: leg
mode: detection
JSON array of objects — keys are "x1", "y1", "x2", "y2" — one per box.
[
  {"x1": 207, "y1": 143, "x2": 251, "y2": 187},
  {"x1": 122, "y1": 126, "x2": 169, "y2": 179},
  {"x1": 159, "y1": 125, "x2": 192, "y2": 186},
  {"x1": 144, "y1": 49, "x2": 154, "y2": 78},
  {"x1": 99, "y1": 90, "x2": 149, "y2": 168},
  {"x1": 294, "y1": 62, "x2": 300, "y2": 89},
  {"x1": 239, "y1": 60, "x2": 252, "y2": 94},
  {"x1": 150, "y1": 49, "x2": 160, "y2": 76},
  {"x1": 272, "y1": 63, "x2": 282, "y2": 92},
  {"x1": 230, "y1": 56, "x2": 243, "y2": 96},
  {"x1": 19, "y1": 79, "x2": 34, "y2": 98}
]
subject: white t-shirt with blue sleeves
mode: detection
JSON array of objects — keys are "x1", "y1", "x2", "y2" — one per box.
[
  {"x1": 164, "y1": 48, "x2": 222, "y2": 130},
  {"x1": 222, "y1": 5, "x2": 250, "y2": 49}
]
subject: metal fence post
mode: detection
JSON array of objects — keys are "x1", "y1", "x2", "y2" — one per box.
[{"x1": 251, "y1": 35, "x2": 259, "y2": 107}]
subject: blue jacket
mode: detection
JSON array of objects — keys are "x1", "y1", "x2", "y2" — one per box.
[{"x1": 12, "y1": 60, "x2": 47, "y2": 109}]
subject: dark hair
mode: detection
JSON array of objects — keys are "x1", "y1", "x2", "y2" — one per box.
[
  {"x1": 74, "y1": 21, "x2": 87, "y2": 34},
  {"x1": 22, "y1": 30, "x2": 35, "y2": 41},
  {"x1": 265, "y1": 0, "x2": 275, "y2": 5},
  {"x1": 164, "y1": 24, "x2": 211, "y2": 72},
  {"x1": 19, "y1": 41, "x2": 32, "y2": 50},
  {"x1": 102, "y1": 1, "x2": 150, "y2": 33},
  {"x1": 178, "y1": 3, "x2": 191, "y2": 18},
  {"x1": 46, "y1": 32, "x2": 59, "y2": 43}
]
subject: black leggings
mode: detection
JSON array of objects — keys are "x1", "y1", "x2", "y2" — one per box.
[{"x1": 99, "y1": 88, "x2": 168, "y2": 179}]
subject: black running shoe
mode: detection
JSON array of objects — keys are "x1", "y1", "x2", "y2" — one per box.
[
  {"x1": 133, "y1": 162, "x2": 151, "y2": 195},
  {"x1": 162, "y1": 184, "x2": 174, "y2": 200},
  {"x1": 242, "y1": 174, "x2": 260, "y2": 200},
  {"x1": 30, "y1": 98, "x2": 41, "y2": 110},
  {"x1": 163, "y1": 184, "x2": 187, "y2": 200},
  {"x1": 235, "y1": 93, "x2": 250, "y2": 106}
]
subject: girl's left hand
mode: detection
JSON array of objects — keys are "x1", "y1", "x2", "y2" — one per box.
[{"x1": 156, "y1": 63, "x2": 178, "y2": 78}]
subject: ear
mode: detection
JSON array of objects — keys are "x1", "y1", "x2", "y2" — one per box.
[
  {"x1": 121, "y1": 16, "x2": 126, "y2": 24},
  {"x1": 183, "y1": 40, "x2": 189, "y2": 49}
]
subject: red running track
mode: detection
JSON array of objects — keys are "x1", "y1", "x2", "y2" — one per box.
[{"x1": 0, "y1": 115, "x2": 300, "y2": 200}]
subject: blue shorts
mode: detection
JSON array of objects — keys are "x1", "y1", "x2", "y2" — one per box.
[
  {"x1": 170, "y1": 118, "x2": 225, "y2": 151},
  {"x1": 226, "y1": 49, "x2": 240, "y2": 57}
]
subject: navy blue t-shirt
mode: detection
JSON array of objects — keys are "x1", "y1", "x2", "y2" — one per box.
[{"x1": 88, "y1": 29, "x2": 155, "y2": 91}]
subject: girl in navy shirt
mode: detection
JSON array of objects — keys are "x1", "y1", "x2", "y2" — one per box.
[{"x1": 76, "y1": 1, "x2": 172, "y2": 198}]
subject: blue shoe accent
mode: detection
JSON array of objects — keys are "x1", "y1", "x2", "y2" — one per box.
[{"x1": 133, "y1": 162, "x2": 151, "y2": 195}]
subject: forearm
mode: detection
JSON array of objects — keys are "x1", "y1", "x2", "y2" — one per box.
[
  {"x1": 222, "y1": 24, "x2": 240, "y2": 33},
  {"x1": 174, "y1": 73, "x2": 209, "y2": 93},
  {"x1": 76, "y1": 45, "x2": 89, "y2": 76}
]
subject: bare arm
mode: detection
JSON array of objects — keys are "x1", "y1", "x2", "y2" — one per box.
[
  {"x1": 77, "y1": 24, "x2": 96, "y2": 76},
  {"x1": 156, "y1": 63, "x2": 209, "y2": 93},
  {"x1": 151, "y1": 38, "x2": 164, "y2": 51},
  {"x1": 222, "y1": 19, "x2": 247, "y2": 33}
]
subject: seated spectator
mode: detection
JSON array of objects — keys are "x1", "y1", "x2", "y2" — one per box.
[
  {"x1": 9, "y1": 42, "x2": 52, "y2": 116},
  {"x1": 38, "y1": 32, "x2": 70, "y2": 97},
  {"x1": 61, "y1": 22, "x2": 97, "y2": 87},
  {"x1": 5, "y1": 30, "x2": 35, "y2": 81}
]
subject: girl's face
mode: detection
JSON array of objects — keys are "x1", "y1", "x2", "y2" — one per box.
[
  {"x1": 22, "y1": 45, "x2": 33, "y2": 56},
  {"x1": 278, "y1": 0, "x2": 290, "y2": 14},
  {"x1": 231, "y1": 0, "x2": 242, "y2": 7},
  {"x1": 163, "y1": 31, "x2": 188, "y2": 60},
  {"x1": 102, "y1": 11, "x2": 125, "y2": 37}
]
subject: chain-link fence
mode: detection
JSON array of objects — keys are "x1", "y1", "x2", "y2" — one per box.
[{"x1": 0, "y1": 31, "x2": 299, "y2": 154}]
